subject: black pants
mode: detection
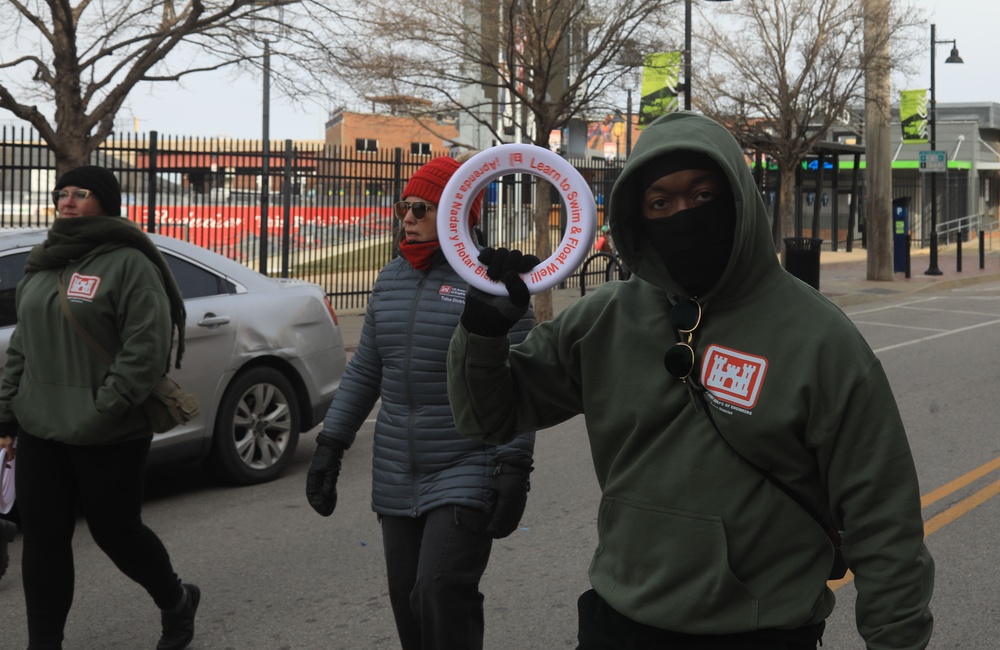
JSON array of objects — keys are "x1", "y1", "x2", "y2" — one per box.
[
  {"x1": 380, "y1": 505, "x2": 493, "y2": 650},
  {"x1": 15, "y1": 431, "x2": 183, "y2": 647},
  {"x1": 576, "y1": 589, "x2": 823, "y2": 650}
]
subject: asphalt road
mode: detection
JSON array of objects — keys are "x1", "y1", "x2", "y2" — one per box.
[
  {"x1": 0, "y1": 415, "x2": 600, "y2": 649},
  {"x1": 820, "y1": 279, "x2": 1000, "y2": 649},
  {"x1": 2, "y1": 280, "x2": 999, "y2": 649}
]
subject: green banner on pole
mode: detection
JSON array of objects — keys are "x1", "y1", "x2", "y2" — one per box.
[
  {"x1": 639, "y1": 52, "x2": 682, "y2": 126},
  {"x1": 900, "y1": 89, "x2": 928, "y2": 144}
]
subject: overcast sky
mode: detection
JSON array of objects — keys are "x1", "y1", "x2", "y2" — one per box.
[
  {"x1": 1, "y1": 0, "x2": 996, "y2": 141},
  {"x1": 905, "y1": 0, "x2": 996, "y2": 106}
]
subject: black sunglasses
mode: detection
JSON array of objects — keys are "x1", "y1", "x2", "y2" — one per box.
[
  {"x1": 393, "y1": 200, "x2": 435, "y2": 221},
  {"x1": 663, "y1": 299, "x2": 702, "y2": 381}
]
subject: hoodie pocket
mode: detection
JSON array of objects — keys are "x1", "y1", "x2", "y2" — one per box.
[
  {"x1": 589, "y1": 495, "x2": 758, "y2": 634},
  {"x1": 14, "y1": 379, "x2": 116, "y2": 443}
]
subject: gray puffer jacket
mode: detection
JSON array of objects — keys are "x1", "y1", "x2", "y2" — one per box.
[{"x1": 321, "y1": 251, "x2": 535, "y2": 517}]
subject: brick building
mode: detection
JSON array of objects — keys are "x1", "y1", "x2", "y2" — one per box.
[{"x1": 324, "y1": 103, "x2": 460, "y2": 157}]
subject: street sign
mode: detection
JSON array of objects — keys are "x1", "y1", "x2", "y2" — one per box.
[{"x1": 919, "y1": 150, "x2": 947, "y2": 173}]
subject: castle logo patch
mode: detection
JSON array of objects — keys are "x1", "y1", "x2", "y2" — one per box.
[
  {"x1": 66, "y1": 273, "x2": 102, "y2": 301},
  {"x1": 701, "y1": 344, "x2": 767, "y2": 409},
  {"x1": 438, "y1": 284, "x2": 467, "y2": 304}
]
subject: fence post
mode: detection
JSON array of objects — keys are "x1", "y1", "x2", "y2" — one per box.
[
  {"x1": 956, "y1": 229, "x2": 962, "y2": 272},
  {"x1": 393, "y1": 147, "x2": 404, "y2": 197},
  {"x1": 980, "y1": 230, "x2": 985, "y2": 269},
  {"x1": 281, "y1": 139, "x2": 293, "y2": 278},
  {"x1": 393, "y1": 148, "x2": 404, "y2": 257},
  {"x1": 146, "y1": 131, "x2": 158, "y2": 233},
  {"x1": 260, "y1": 123, "x2": 271, "y2": 277}
]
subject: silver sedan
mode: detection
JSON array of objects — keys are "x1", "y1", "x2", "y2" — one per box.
[{"x1": 0, "y1": 228, "x2": 346, "y2": 485}]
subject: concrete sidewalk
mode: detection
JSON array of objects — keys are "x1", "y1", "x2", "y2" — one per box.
[
  {"x1": 816, "y1": 240, "x2": 1000, "y2": 307},
  {"x1": 334, "y1": 240, "x2": 1000, "y2": 352}
]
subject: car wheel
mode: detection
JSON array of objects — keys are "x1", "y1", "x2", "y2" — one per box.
[{"x1": 208, "y1": 366, "x2": 300, "y2": 485}]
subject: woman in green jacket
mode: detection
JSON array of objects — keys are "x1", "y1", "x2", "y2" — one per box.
[{"x1": 0, "y1": 166, "x2": 199, "y2": 650}]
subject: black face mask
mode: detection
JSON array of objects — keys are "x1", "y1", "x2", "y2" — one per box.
[{"x1": 642, "y1": 198, "x2": 736, "y2": 296}]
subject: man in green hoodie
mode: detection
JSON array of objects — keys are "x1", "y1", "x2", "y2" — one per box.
[{"x1": 447, "y1": 113, "x2": 933, "y2": 649}]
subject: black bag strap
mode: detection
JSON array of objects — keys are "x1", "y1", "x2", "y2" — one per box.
[
  {"x1": 694, "y1": 389, "x2": 843, "y2": 549},
  {"x1": 665, "y1": 297, "x2": 840, "y2": 546},
  {"x1": 57, "y1": 272, "x2": 115, "y2": 366}
]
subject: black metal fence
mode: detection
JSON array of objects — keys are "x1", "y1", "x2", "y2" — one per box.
[
  {"x1": 9, "y1": 127, "x2": 971, "y2": 307},
  {"x1": 0, "y1": 127, "x2": 624, "y2": 310}
]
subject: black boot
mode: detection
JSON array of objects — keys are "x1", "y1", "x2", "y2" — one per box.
[{"x1": 157, "y1": 583, "x2": 200, "y2": 650}]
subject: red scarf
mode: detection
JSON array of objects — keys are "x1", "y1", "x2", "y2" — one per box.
[{"x1": 398, "y1": 239, "x2": 440, "y2": 271}]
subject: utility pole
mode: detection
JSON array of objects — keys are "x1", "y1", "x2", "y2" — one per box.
[{"x1": 863, "y1": 0, "x2": 893, "y2": 280}]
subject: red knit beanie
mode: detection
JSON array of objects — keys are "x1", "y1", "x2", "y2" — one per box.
[{"x1": 402, "y1": 156, "x2": 484, "y2": 225}]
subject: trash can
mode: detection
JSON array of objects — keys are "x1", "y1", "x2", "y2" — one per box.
[{"x1": 783, "y1": 237, "x2": 823, "y2": 290}]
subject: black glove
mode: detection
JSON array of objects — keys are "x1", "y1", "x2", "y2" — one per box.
[
  {"x1": 461, "y1": 247, "x2": 540, "y2": 337},
  {"x1": 486, "y1": 455, "x2": 533, "y2": 539},
  {"x1": 306, "y1": 436, "x2": 347, "y2": 517}
]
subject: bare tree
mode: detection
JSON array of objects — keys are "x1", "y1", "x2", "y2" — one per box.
[
  {"x1": 337, "y1": 0, "x2": 678, "y2": 321},
  {"x1": 0, "y1": 1, "x2": 347, "y2": 174},
  {"x1": 697, "y1": 0, "x2": 922, "y2": 254}
]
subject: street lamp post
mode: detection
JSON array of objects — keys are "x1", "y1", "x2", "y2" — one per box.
[
  {"x1": 684, "y1": 0, "x2": 692, "y2": 111},
  {"x1": 925, "y1": 23, "x2": 963, "y2": 276},
  {"x1": 626, "y1": 87, "x2": 633, "y2": 156},
  {"x1": 683, "y1": 0, "x2": 735, "y2": 112},
  {"x1": 259, "y1": 38, "x2": 271, "y2": 275},
  {"x1": 252, "y1": 0, "x2": 282, "y2": 276}
]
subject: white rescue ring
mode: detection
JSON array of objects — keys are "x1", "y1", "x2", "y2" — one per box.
[{"x1": 437, "y1": 143, "x2": 597, "y2": 296}]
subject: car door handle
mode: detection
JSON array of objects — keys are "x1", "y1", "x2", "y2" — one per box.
[{"x1": 197, "y1": 314, "x2": 231, "y2": 329}]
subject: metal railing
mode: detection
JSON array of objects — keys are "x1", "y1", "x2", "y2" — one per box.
[
  {"x1": 936, "y1": 212, "x2": 982, "y2": 240},
  {"x1": 931, "y1": 213, "x2": 1000, "y2": 272}
]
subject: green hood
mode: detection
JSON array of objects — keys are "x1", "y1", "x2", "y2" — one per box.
[{"x1": 607, "y1": 112, "x2": 783, "y2": 302}]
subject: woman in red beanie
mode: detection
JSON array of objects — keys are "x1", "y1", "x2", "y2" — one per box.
[{"x1": 306, "y1": 155, "x2": 536, "y2": 650}]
